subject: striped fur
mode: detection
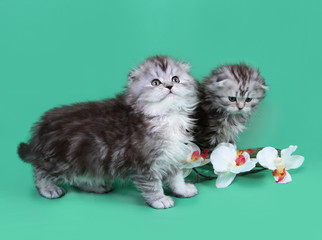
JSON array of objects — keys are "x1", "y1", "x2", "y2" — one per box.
[
  {"x1": 194, "y1": 63, "x2": 267, "y2": 151},
  {"x1": 17, "y1": 56, "x2": 199, "y2": 209}
]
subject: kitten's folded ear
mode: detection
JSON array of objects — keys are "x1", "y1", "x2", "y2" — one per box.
[
  {"x1": 261, "y1": 84, "x2": 269, "y2": 90},
  {"x1": 179, "y1": 62, "x2": 191, "y2": 72},
  {"x1": 257, "y1": 75, "x2": 269, "y2": 90},
  {"x1": 214, "y1": 79, "x2": 228, "y2": 87},
  {"x1": 255, "y1": 70, "x2": 269, "y2": 90},
  {"x1": 128, "y1": 69, "x2": 137, "y2": 82},
  {"x1": 214, "y1": 72, "x2": 228, "y2": 86}
]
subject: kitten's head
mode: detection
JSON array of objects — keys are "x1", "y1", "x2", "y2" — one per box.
[
  {"x1": 203, "y1": 63, "x2": 268, "y2": 114},
  {"x1": 126, "y1": 56, "x2": 198, "y2": 116}
]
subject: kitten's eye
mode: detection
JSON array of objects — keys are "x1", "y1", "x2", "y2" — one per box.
[
  {"x1": 172, "y1": 76, "x2": 180, "y2": 83},
  {"x1": 228, "y1": 97, "x2": 237, "y2": 102},
  {"x1": 151, "y1": 79, "x2": 161, "y2": 86},
  {"x1": 245, "y1": 98, "x2": 252, "y2": 102}
]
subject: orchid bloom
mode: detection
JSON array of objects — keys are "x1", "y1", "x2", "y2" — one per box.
[
  {"x1": 256, "y1": 145, "x2": 304, "y2": 184},
  {"x1": 210, "y1": 143, "x2": 257, "y2": 188},
  {"x1": 182, "y1": 143, "x2": 209, "y2": 178}
]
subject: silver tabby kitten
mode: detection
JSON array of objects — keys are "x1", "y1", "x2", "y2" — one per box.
[
  {"x1": 194, "y1": 63, "x2": 268, "y2": 150},
  {"x1": 18, "y1": 56, "x2": 199, "y2": 209}
]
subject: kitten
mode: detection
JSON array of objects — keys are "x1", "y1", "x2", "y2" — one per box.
[
  {"x1": 18, "y1": 56, "x2": 199, "y2": 209},
  {"x1": 194, "y1": 63, "x2": 268, "y2": 151}
]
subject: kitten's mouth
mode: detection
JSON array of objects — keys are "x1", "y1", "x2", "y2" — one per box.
[
  {"x1": 233, "y1": 110, "x2": 244, "y2": 114},
  {"x1": 226, "y1": 108, "x2": 244, "y2": 115},
  {"x1": 159, "y1": 92, "x2": 176, "y2": 101}
]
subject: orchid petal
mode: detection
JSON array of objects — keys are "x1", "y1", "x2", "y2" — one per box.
[
  {"x1": 186, "y1": 142, "x2": 201, "y2": 161},
  {"x1": 250, "y1": 158, "x2": 258, "y2": 163},
  {"x1": 200, "y1": 157, "x2": 211, "y2": 166},
  {"x1": 210, "y1": 143, "x2": 237, "y2": 172},
  {"x1": 284, "y1": 155, "x2": 304, "y2": 170},
  {"x1": 231, "y1": 154, "x2": 257, "y2": 173},
  {"x1": 216, "y1": 172, "x2": 236, "y2": 188},
  {"x1": 183, "y1": 158, "x2": 203, "y2": 168},
  {"x1": 182, "y1": 168, "x2": 192, "y2": 178},
  {"x1": 281, "y1": 145, "x2": 298, "y2": 161},
  {"x1": 243, "y1": 152, "x2": 251, "y2": 162},
  {"x1": 256, "y1": 147, "x2": 278, "y2": 170},
  {"x1": 274, "y1": 170, "x2": 292, "y2": 184},
  {"x1": 188, "y1": 142, "x2": 201, "y2": 153}
]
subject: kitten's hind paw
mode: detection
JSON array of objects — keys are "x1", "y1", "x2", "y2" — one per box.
[
  {"x1": 147, "y1": 196, "x2": 175, "y2": 209},
  {"x1": 37, "y1": 184, "x2": 66, "y2": 199},
  {"x1": 173, "y1": 183, "x2": 198, "y2": 198}
]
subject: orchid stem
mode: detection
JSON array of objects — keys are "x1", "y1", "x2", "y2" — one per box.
[
  {"x1": 193, "y1": 168, "x2": 214, "y2": 179},
  {"x1": 238, "y1": 168, "x2": 267, "y2": 176},
  {"x1": 187, "y1": 167, "x2": 267, "y2": 183}
]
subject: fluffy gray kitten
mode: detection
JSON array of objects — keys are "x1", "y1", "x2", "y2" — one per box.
[
  {"x1": 18, "y1": 56, "x2": 199, "y2": 209},
  {"x1": 194, "y1": 63, "x2": 268, "y2": 150}
]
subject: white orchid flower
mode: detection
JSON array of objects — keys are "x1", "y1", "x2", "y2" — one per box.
[
  {"x1": 182, "y1": 143, "x2": 209, "y2": 178},
  {"x1": 210, "y1": 143, "x2": 257, "y2": 188},
  {"x1": 256, "y1": 145, "x2": 304, "y2": 184}
]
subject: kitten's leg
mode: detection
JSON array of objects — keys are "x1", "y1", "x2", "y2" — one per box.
[
  {"x1": 166, "y1": 170, "x2": 198, "y2": 198},
  {"x1": 132, "y1": 175, "x2": 174, "y2": 209},
  {"x1": 34, "y1": 169, "x2": 66, "y2": 199}
]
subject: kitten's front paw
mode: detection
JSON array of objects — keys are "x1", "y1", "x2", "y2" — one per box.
[
  {"x1": 147, "y1": 196, "x2": 175, "y2": 209},
  {"x1": 37, "y1": 185, "x2": 66, "y2": 199},
  {"x1": 173, "y1": 183, "x2": 198, "y2": 198}
]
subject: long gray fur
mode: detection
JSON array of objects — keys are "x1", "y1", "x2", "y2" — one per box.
[
  {"x1": 18, "y1": 56, "x2": 199, "y2": 209},
  {"x1": 194, "y1": 63, "x2": 268, "y2": 151}
]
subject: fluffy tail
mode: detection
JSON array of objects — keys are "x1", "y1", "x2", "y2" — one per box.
[{"x1": 17, "y1": 143, "x2": 34, "y2": 163}]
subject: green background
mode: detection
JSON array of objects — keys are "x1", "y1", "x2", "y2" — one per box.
[{"x1": 1, "y1": 0, "x2": 321, "y2": 239}]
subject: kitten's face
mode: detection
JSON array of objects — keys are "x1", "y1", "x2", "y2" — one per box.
[
  {"x1": 204, "y1": 64, "x2": 267, "y2": 114},
  {"x1": 127, "y1": 56, "x2": 198, "y2": 115}
]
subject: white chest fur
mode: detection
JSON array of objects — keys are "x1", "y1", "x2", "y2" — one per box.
[{"x1": 149, "y1": 112, "x2": 193, "y2": 176}]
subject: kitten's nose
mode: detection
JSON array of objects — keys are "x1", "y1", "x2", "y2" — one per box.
[
  {"x1": 165, "y1": 85, "x2": 173, "y2": 90},
  {"x1": 237, "y1": 102, "x2": 244, "y2": 110}
]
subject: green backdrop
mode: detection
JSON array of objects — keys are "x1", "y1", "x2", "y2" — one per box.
[{"x1": 1, "y1": 0, "x2": 321, "y2": 239}]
